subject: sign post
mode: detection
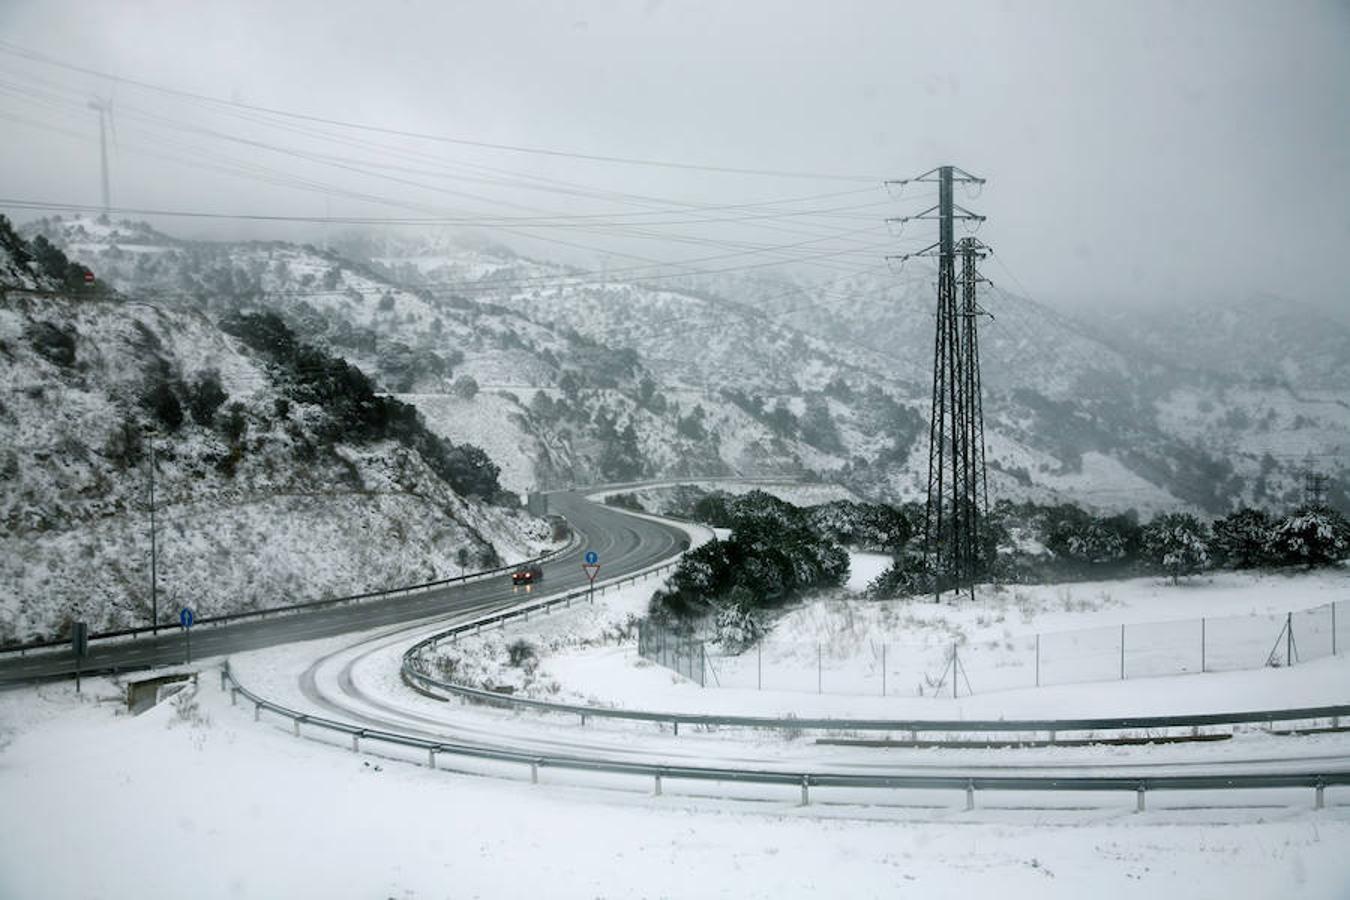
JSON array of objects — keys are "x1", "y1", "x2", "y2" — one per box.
[
  {"x1": 71, "y1": 621, "x2": 88, "y2": 694},
  {"x1": 582, "y1": 551, "x2": 600, "y2": 603},
  {"x1": 179, "y1": 607, "x2": 195, "y2": 664}
]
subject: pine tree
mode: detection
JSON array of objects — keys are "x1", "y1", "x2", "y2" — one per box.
[
  {"x1": 1268, "y1": 506, "x2": 1350, "y2": 567},
  {"x1": 1211, "y1": 507, "x2": 1275, "y2": 568},
  {"x1": 1143, "y1": 512, "x2": 1210, "y2": 584}
]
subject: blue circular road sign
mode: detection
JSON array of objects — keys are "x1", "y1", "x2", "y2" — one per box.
[
  {"x1": 584, "y1": 550, "x2": 599, "y2": 565},
  {"x1": 179, "y1": 607, "x2": 195, "y2": 628}
]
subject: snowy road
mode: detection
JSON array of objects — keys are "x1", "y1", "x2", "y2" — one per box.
[
  {"x1": 0, "y1": 491, "x2": 688, "y2": 684},
  {"x1": 218, "y1": 598, "x2": 1350, "y2": 801}
]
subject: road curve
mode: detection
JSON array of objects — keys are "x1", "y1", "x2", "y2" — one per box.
[
  {"x1": 0, "y1": 492, "x2": 688, "y2": 685},
  {"x1": 287, "y1": 617, "x2": 1350, "y2": 783}
]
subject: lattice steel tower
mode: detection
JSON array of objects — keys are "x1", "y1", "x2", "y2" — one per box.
[{"x1": 886, "y1": 166, "x2": 992, "y2": 600}]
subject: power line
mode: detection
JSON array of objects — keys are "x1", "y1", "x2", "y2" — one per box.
[
  {"x1": 0, "y1": 41, "x2": 886, "y2": 183},
  {"x1": 0, "y1": 64, "x2": 932, "y2": 289}
]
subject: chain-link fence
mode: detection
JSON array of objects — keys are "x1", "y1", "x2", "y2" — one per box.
[
  {"x1": 694, "y1": 599, "x2": 1346, "y2": 697},
  {"x1": 638, "y1": 619, "x2": 706, "y2": 686}
]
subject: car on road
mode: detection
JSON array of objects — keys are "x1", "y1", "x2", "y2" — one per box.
[{"x1": 511, "y1": 564, "x2": 543, "y2": 587}]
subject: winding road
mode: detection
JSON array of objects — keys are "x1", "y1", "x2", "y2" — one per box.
[{"x1": 0, "y1": 491, "x2": 687, "y2": 685}]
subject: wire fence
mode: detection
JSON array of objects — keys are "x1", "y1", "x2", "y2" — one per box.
[
  {"x1": 637, "y1": 619, "x2": 707, "y2": 687},
  {"x1": 658, "y1": 600, "x2": 1347, "y2": 698}
]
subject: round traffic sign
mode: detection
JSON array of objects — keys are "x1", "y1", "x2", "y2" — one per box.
[
  {"x1": 179, "y1": 607, "x2": 195, "y2": 628},
  {"x1": 584, "y1": 550, "x2": 599, "y2": 565}
]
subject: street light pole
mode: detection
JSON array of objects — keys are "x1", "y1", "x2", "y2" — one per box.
[{"x1": 148, "y1": 439, "x2": 158, "y2": 634}]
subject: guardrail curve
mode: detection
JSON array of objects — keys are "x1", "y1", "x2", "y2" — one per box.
[
  {"x1": 396, "y1": 565, "x2": 1350, "y2": 741},
  {"x1": 220, "y1": 660, "x2": 1349, "y2": 811}
]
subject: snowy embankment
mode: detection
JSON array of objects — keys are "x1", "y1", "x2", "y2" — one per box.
[
  {"x1": 403, "y1": 391, "x2": 539, "y2": 494},
  {"x1": 3, "y1": 678, "x2": 1348, "y2": 899}
]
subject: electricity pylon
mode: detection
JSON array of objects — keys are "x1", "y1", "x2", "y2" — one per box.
[
  {"x1": 886, "y1": 166, "x2": 991, "y2": 601},
  {"x1": 88, "y1": 97, "x2": 113, "y2": 214}
]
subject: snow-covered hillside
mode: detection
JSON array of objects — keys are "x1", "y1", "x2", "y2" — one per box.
[
  {"x1": 0, "y1": 223, "x2": 552, "y2": 642},
  {"x1": 25, "y1": 217, "x2": 1350, "y2": 516}
]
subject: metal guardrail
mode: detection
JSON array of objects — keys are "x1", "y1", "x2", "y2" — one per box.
[
  {"x1": 405, "y1": 649, "x2": 1350, "y2": 738},
  {"x1": 398, "y1": 580, "x2": 1350, "y2": 740},
  {"x1": 220, "y1": 661, "x2": 1349, "y2": 810},
  {"x1": 0, "y1": 538, "x2": 576, "y2": 658}
]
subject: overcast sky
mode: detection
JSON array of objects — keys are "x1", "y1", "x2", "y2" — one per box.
[{"x1": 1, "y1": 0, "x2": 1347, "y2": 318}]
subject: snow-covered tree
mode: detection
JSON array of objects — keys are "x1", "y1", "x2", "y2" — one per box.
[
  {"x1": 1143, "y1": 512, "x2": 1210, "y2": 584},
  {"x1": 1268, "y1": 506, "x2": 1350, "y2": 568},
  {"x1": 713, "y1": 584, "x2": 762, "y2": 651},
  {"x1": 1210, "y1": 507, "x2": 1275, "y2": 569}
]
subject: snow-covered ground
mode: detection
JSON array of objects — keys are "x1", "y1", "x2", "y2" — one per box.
[
  {"x1": 2, "y1": 663, "x2": 1349, "y2": 898},
  {"x1": 845, "y1": 550, "x2": 891, "y2": 592},
  {"x1": 699, "y1": 567, "x2": 1350, "y2": 698},
  {"x1": 492, "y1": 566, "x2": 1350, "y2": 719}
]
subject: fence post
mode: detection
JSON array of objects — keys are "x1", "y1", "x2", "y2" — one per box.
[
  {"x1": 254, "y1": 702, "x2": 260, "y2": 722},
  {"x1": 230, "y1": 688, "x2": 238, "y2": 707},
  {"x1": 1286, "y1": 611, "x2": 1294, "y2": 666},
  {"x1": 800, "y1": 775, "x2": 810, "y2": 807},
  {"x1": 1136, "y1": 783, "x2": 1146, "y2": 813},
  {"x1": 654, "y1": 772, "x2": 663, "y2": 796},
  {"x1": 530, "y1": 760, "x2": 539, "y2": 784},
  {"x1": 1120, "y1": 623, "x2": 1126, "y2": 680},
  {"x1": 952, "y1": 642, "x2": 958, "y2": 699},
  {"x1": 219, "y1": 669, "x2": 227, "y2": 691},
  {"x1": 428, "y1": 748, "x2": 437, "y2": 768},
  {"x1": 1316, "y1": 781, "x2": 1325, "y2": 810},
  {"x1": 352, "y1": 732, "x2": 360, "y2": 753},
  {"x1": 1201, "y1": 617, "x2": 1206, "y2": 673},
  {"x1": 1035, "y1": 634, "x2": 1040, "y2": 687},
  {"x1": 293, "y1": 717, "x2": 301, "y2": 737},
  {"x1": 965, "y1": 780, "x2": 975, "y2": 811}
]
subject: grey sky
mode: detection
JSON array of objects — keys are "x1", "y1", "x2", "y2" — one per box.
[{"x1": 1, "y1": 0, "x2": 1347, "y2": 317}]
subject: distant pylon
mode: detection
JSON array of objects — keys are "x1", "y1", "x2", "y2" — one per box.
[
  {"x1": 1304, "y1": 469, "x2": 1329, "y2": 508},
  {"x1": 88, "y1": 97, "x2": 112, "y2": 214},
  {"x1": 885, "y1": 165, "x2": 991, "y2": 601}
]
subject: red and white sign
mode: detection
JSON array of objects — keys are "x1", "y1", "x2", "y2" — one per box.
[{"x1": 581, "y1": 563, "x2": 600, "y2": 583}]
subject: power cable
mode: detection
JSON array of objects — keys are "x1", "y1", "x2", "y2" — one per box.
[{"x1": 0, "y1": 41, "x2": 886, "y2": 183}]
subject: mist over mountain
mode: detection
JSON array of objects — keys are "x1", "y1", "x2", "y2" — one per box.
[{"x1": 11, "y1": 213, "x2": 1347, "y2": 545}]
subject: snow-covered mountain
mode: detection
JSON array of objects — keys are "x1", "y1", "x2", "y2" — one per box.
[
  {"x1": 359, "y1": 230, "x2": 1348, "y2": 515},
  {"x1": 21, "y1": 217, "x2": 1349, "y2": 523}
]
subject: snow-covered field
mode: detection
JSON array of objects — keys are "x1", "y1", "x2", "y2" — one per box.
[
  {"x1": 696, "y1": 567, "x2": 1350, "y2": 697},
  {"x1": 5, "y1": 556, "x2": 1349, "y2": 898},
  {"x1": 2, "y1": 659, "x2": 1348, "y2": 898},
  {"x1": 506, "y1": 565, "x2": 1350, "y2": 720}
]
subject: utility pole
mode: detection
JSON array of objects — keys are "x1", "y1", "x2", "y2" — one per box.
[
  {"x1": 148, "y1": 440, "x2": 159, "y2": 634},
  {"x1": 88, "y1": 98, "x2": 112, "y2": 215},
  {"x1": 886, "y1": 166, "x2": 991, "y2": 602}
]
